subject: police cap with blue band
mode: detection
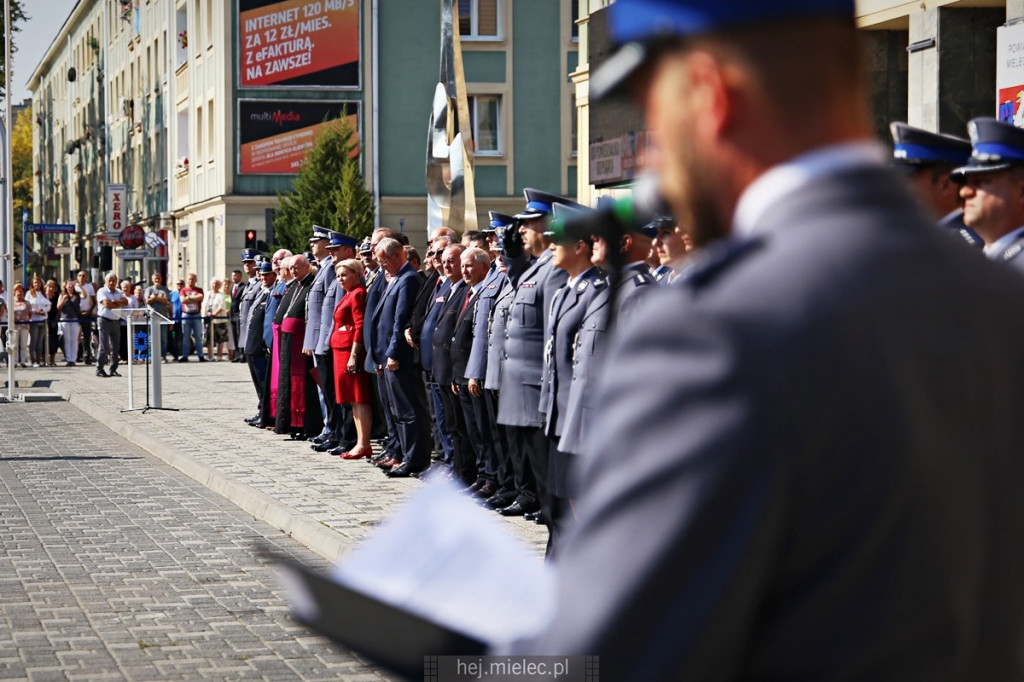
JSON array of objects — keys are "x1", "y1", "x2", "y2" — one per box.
[
  {"x1": 258, "y1": 261, "x2": 275, "y2": 275},
  {"x1": 951, "y1": 118, "x2": 1024, "y2": 183},
  {"x1": 309, "y1": 224, "x2": 330, "y2": 243},
  {"x1": 515, "y1": 188, "x2": 586, "y2": 228},
  {"x1": 590, "y1": 0, "x2": 856, "y2": 101},
  {"x1": 484, "y1": 211, "x2": 518, "y2": 234},
  {"x1": 642, "y1": 216, "x2": 675, "y2": 238},
  {"x1": 889, "y1": 122, "x2": 971, "y2": 172},
  {"x1": 326, "y1": 231, "x2": 359, "y2": 249},
  {"x1": 241, "y1": 248, "x2": 259, "y2": 263}
]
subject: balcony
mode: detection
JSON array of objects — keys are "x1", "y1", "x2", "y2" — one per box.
[
  {"x1": 173, "y1": 167, "x2": 189, "y2": 210},
  {"x1": 175, "y1": 62, "x2": 188, "y2": 104}
]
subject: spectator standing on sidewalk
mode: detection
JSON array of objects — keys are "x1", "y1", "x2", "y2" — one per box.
[
  {"x1": 10, "y1": 283, "x2": 30, "y2": 367},
  {"x1": 74, "y1": 270, "x2": 97, "y2": 364},
  {"x1": 45, "y1": 279, "x2": 60, "y2": 366},
  {"x1": 0, "y1": 279, "x2": 7, "y2": 367},
  {"x1": 57, "y1": 279, "x2": 82, "y2": 366},
  {"x1": 26, "y1": 276, "x2": 50, "y2": 367},
  {"x1": 169, "y1": 278, "x2": 184, "y2": 360},
  {"x1": 118, "y1": 279, "x2": 140, "y2": 364},
  {"x1": 144, "y1": 272, "x2": 172, "y2": 362},
  {"x1": 206, "y1": 278, "x2": 230, "y2": 361},
  {"x1": 178, "y1": 273, "x2": 208, "y2": 362},
  {"x1": 95, "y1": 272, "x2": 128, "y2": 377}
]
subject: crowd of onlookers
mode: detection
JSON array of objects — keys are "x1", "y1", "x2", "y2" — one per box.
[{"x1": 0, "y1": 269, "x2": 257, "y2": 371}]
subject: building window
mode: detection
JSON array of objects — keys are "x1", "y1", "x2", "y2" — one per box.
[
  {"x1": 459, "y1": 0, "x2": 500, "y2": 40},
  {"x1": 570, "y1": 93, "x2": 578, "y2": 157},
  {"x1": 469, "y1": 95, "x2": 501, "y2": 155},
  {"x1": 571, "y1": 0, "x2": 579, "y2": 41}
]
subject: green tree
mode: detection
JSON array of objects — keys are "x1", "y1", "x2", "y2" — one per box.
[
  {"x1": 0, "y1": 0, "x2": 27, "y2": 95},
  {"x1": 11, "y1": 103, "x2": 31, "y2": 229},
  {"x1": 274, "y1": 116, "x2": 374, "y2": 253}
]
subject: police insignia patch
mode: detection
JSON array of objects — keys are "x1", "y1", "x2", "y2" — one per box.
[
  {"x1": 577, "y1": 281, "x2": 589, "y2": 293},
  {"x1": 1004, "y1": 243, "x2": 1024, "y2": 261}
]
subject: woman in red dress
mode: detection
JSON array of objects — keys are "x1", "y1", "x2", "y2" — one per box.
[{"x1": 330, "y1": 259, "x2": 373, "y2": 459}]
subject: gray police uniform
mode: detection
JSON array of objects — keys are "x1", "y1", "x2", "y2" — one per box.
[
  {"x1": 986, "y1": 228, "x2": 1024, "y2": 276},
  {"x1": 558, "y1": 262, "x2": 655, "y2": 458},
  {"x1": 498, "y1": 250, "x2": 568, "y2": 509},
  {"x1": 239, "y1": 276, "x2": 263, "y2": 405}
]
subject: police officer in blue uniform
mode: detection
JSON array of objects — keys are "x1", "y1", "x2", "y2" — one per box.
[
  {"x1": 238, "y1": 248, "x2": 264, "y2": 422},
  {"x1": 889, "y1": 121, "x2": 982, "y2": 247},
  {"x1": 952, "y1": 117, "x2": 1024, "y2": 274}
]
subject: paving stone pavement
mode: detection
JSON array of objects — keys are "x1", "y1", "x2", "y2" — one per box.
[
  {"x1": 0, "y1": 400, "x2": 398, "y2": 681},
  {"x1": 3, "y1": 359, "x2": 546, "y2": 562}
]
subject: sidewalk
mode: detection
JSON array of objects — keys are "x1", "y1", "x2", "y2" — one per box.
[{"x1": 3, "y1": 359, "x2": 547, "y2": 562}]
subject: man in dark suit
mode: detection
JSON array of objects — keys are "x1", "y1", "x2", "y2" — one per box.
[
  {"x1": 889, "y1": 122, "x2": 981, "y2": 247},
  {"x1": 363, "y1": 230, "x2": 400, "y2": 461},
  {"x1": 370, "y1": 237, "x2": 431, "y2": 477},
  {"x1": 430, "y1": 244, "x2": 470, "y2": 483},
  {"x1": 953, "y1": 118, "x2": 1024, "y2": 274},
  {"x1": 515, "y1": 1, "x2": 1024, "y2": 679}
]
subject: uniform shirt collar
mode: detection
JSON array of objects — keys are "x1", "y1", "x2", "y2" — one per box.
[
  {"x1": 984, "y1": 226, "x2": 1024, "y2": 260},
  {"x1": 733, "y1": 141, "x2": 888, "y2": 238}
]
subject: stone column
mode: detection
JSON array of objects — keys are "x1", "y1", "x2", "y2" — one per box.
[{"x1": 908, "y1": 7, "x2": 1003, "y2": 136}]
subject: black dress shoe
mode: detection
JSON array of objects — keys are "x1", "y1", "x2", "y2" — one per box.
[
  {"x1": 523, "y1": 510, "x2": 541, "y2": 522},
  {"x1": 498, "y1": 501, "x2": 537, "y2": 517},
  {"x1": 288, "y1": 433, "x2": 308, "y2": 441},
  {"x1": 534, "y1": 514, "x2": 549, "y2": 526},
  {"x1": 95, "y1": 368, "x2": 109, "y2": 377},
  {"x1": 310, "y1": 434, "x2": 329, "y2": 445},
  {"x1": 387, "y1": 463, "x2": 425, "y2": 478},
  {"x1": 474, "y1": 482, "x2": 498, "y2": 499},
  {"x1": 484, "y1": 493, "x2": 516, "y2": 510},
  {"x1": 109, "y1": 370, "x2": 122, "y2": 377},
  {"x1": 311, "y1": 441, "x2": 338, "y2": 453},
  {"x1": 460, "y1": 480, "x2": 485, "y2": 494}
]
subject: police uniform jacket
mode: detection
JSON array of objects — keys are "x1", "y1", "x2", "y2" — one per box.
[
  {"x1": 315, "y1": 275, "x2": 341, "y2": 356},
  {"x1": 520, "y1": 159, "x2": 1024, "y2": 680},
  {"x1": 302, "y1": 254, "x2": 333, "y2": 352},
  {"x1": 237, "y1": 277, "x2": 261, "y2": 352},
  {"x1": 987, "y1": 228, "x2": 1024, "y2": 276},
  {"x1": 466, "y1": 265, "x2": 508, "y2": 383},
  {"x1": 539, "y1": 266, "x2": 604, "y2": 438},
  {"x1": 484, "y1": 278, "x2": 514, "y2": 391},
  {"x1": 244, "y1": 285, "x2": 271, "y2": 355},
  {"x1": 558, "y1": 263, "x2": 654, "y2": 456},
  {"x1": 497, "y1": 250, "x2": 568, "y2": 427}
]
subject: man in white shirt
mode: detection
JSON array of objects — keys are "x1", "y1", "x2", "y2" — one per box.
[{"x1": 95, "y1": 272, "x2": 128, "y2": 377}]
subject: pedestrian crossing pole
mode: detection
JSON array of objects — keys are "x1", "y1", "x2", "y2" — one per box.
[{"x1": 2, "y1": 0, "x2": 16, "y2": 401}]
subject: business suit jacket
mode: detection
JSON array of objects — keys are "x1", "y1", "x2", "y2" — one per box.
[
  {"x1": 519, "y1": 162, "x2": 1024, "y2": 681},
  {"x1": 497, "y1": 250, "x2": 568, "y2": 428},
  {"x1": 409, "y1": 269, "x2": 441, "y2": 342},
  {"x1": 466, "y1": 265, "x2": 508, "y2": 383},
  {"x1": 450, "y1": 283, "x2": 480, "y2": 384},
  {"x1": 369, "y1": 263, "x2": 419, "y2": 369},
  {"x1": 419, "y1": 278, "x2": 451, "y2": 372},
  {"x1": 302, "y1": 255, "x2": 333, "y2": 352},
  {"x1": 558, "y1": 263, "x2": 654, "y2": 456},
  {"x1": 430, "y1": 280, "x2": 468, "y2": 386},
  {"x1": 315, "y1": 275, "x2": 341, "y2": 356},
  {"x1": 539, "y1": 267, "x2": 604, "y2": 437},
  {"x1": 361, "y1": 267, "x2": 387, "y2": 372}
]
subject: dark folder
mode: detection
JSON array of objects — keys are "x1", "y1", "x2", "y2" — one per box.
[{"x1": 261, "y1": 549, "x2": 488, "y2": 679}]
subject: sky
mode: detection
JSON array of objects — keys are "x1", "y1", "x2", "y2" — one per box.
[{"x1": 13, "y1": 0, "x2": 80, "y2": 103}]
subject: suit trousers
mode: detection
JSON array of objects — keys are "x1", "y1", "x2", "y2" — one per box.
[
  {"x1": 375, "y1": 372, "x2": 400, "y2": 457},
  {"x1": 79, "y1": 316, "x2": 95, "y2": 362},
  {"x1": 425, "y1": 376, "x2": 455, "y2": 464},
  {"x1": 459, "y1": 385, "x2": 496, "y2": 484},
  {"x1": 314, "y1": 353, "x2": 338, "y2": 438},
  {"x1": 506, "y1": 425, "x2": 543, "y2": 510},
  {"x1": 246, "y1": 351, "x2": 269, "y2": 413},
  {"x1": 382, "y1": 365, "x2": 430, "y2": 471},
  {"x1": 546, "y1": 435, "x2": 575, "y2": 558},
  {"x1": 440, "y1": 384, "x2": 472, "y2": 484},
  {"x1": 484, "y1": 389, "x2": 515, "y2": 494}
]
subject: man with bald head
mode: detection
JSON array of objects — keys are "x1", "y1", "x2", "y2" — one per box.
[{"x1": 272, "y1": 254, "x2": 322, "y2": 439}]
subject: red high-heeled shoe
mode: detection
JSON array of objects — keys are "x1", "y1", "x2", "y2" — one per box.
[{"x1": 341, "y1": 446, "x2": 373, "y2": 460}]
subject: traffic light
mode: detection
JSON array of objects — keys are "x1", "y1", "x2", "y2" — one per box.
[{"x1": 245, "y1": 229, "x2": 257, "y2": 250}]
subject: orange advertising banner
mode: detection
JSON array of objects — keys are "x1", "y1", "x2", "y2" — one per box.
[
  {"x1": 239, "y1": 100, "x2": 359, "y2": 175},
  {"x1": 240, "y1": 0, "x2": 359, "y2": 88}
]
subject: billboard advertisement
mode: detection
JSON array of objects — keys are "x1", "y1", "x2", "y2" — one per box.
[
  {"x1": 105, "y1": 183, "x2": 127, "y2": 238},
  {"x1": 238, "y1": 100, "x2": 359, "y2": 175},
  {"x1": 997, "y1": 22, "x2": 1024, "y2": 125},
  {"x1": 239, "y1": 0, "x2": 360, "y2": 88}
]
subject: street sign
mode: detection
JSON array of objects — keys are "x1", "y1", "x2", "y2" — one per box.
[
  {"x1": 144, "y1": 231, "x2": 166, "y2": 248},
  {"x1": 29, "y1": 223, "x2": 77, "y2": 234},
  {"x1": 52, "y1": 246, "x2": 73, "y2": 255},
  {"x1": 116, "y1": 249, "x2": 149, "y2": 259}
]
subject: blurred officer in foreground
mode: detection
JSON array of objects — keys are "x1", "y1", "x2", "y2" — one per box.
[
  {"x1": 889, "y1": 121, "x2": 982, "y2": 247},
  {"x1": 515, "y1": 0, "x2": 1024, "y2": 678},
  {"x1": 953, "y1": 117, "x2": 1024, "y2": 273}
]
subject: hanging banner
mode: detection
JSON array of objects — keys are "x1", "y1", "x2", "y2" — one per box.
[
  {"x1": 239, "y1": 0, "x2": 360, "y2": 88},
  {"x1": 106, "y1": 183, "x2": 127, "y2": 238},
  {"x1": 997, "y1": 22, "x2": 1024, "y2": 125},
  {"x1": 238, "y1": 100, "x2": 359, "y2": 175}
]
